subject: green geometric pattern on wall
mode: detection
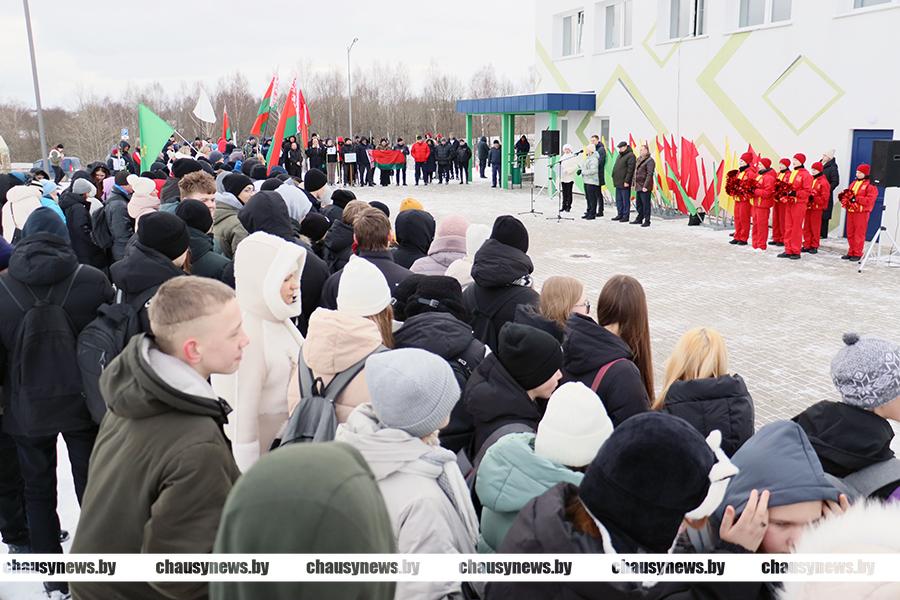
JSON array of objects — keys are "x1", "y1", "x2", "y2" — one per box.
[
  {"x1": 696, "y1": 32, "x2": 778, "y2": 160},
  {"x1": 536, "y1": 39, "x2": 574, "y2": 92},
  {"x1": 642, "y1": 23, "x2": 681, "y2": 68},
  {"x1": 595, "y1": 65, "x2": 669, "y2": 136},
  {"x1": 762, "y1": 55, "x2": 845, "y2": 135}
]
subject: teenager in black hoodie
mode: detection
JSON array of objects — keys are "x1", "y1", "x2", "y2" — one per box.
[{"x1": 392, "y1": 209, "x2": 435, "y2": 269}]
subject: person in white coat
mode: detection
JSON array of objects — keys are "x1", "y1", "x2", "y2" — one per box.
[
  {"x1": 336, "y1": 348, "x2": 478, "y2": 600},
  {"x1": 2, "y1": 185, "x2": 43, "y2": 242},
  {"x1": 559, "y1": 144, "x2": 580, "y2": 212},
  {"x1": 212, "y1": 231, "x2": 306, "y2": 471}
]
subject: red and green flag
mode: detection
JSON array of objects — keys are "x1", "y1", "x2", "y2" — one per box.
[
  {"x1": 221, "y1": 105, "x2": 232, "y2": 141},
  {"x1": 373, "y1": 149, "x2": 406, "y2": 170},
  {"x1": 250, "y1": 75, "x2": 278, "y2": 137},
  {"x1": 298, "y1": 87, "x2": 311, "y2": 148},
  {"x1": 266, "y1": 79, "x2": 299, "y2": 173}
]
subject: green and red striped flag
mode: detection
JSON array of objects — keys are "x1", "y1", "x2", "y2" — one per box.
[
  {"x1": 249, "y1": 75, "x2": 278, "y2": 137},
  {"x1": 298, "y1": 87, "x2": 311, "y2": 148},
  {"x1": 373, "y1": 149, "x2": 406, "y2": 170},
  {"x1": 266, "y1": 79, "x2": 299, "y2": 173}
]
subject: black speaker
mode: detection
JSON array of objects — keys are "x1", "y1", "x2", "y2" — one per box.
[
  {"x1": 870, "y1": 140, "x2": 900, "y2": 187},
  {"x1": 541, "y1": 130, "x2": 560, "y2": 156}
]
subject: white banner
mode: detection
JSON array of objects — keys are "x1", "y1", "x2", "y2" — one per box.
[{"x1": 0, "y1": 554, "x2": 894, "y2": 583}]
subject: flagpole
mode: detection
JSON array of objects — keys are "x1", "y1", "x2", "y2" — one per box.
[{"x1": 22, "y1": 0, "x2": 49, "y2": 174}]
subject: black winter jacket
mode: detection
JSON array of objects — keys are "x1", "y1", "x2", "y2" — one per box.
[
  {"x1": 456, "y1": 144, "x2": 473, "y2": 165},
  {"x1": 562, "y1": 313, "x2": 649, "y2": 427},
  {"x1": 306, "y1": 146, "x2": 327, "y2": 171},
  {"x1": 822, "y1": 159, "x2": 840, "y2": 192},
  {"x1": 464, "y1": 353, "x2": 541, "y2": 459},
  {"x1": 392, "y1": 209, "x2": 435, "y2": 269},
  {"x1": 394, "y1": 312, "x2": 486, "y2": 454},
  {"x1": 322, "y1": 219, "x2": 354, "y2": 273},
  {"x1": 0, "y1": 233, "x2": 113, "y2": 436},
  {"x1": 58, "y1": 190, "x2": 107, "y2": 270},
  {"x1": 186, "y1": 227, "x2": 233, "y2": 287},
  {"x1": 109, "y1": 241, "x2": 184, "y2": 333},
  {"x1": 661, "y1": 375, "x2": 754, "y2": 457},
  {"x1": 463, "y1": 239, "x2": 539, "y2": 350},
  {"x1": 477, "y1": 139, "x2": 490, "y2": 161},
  {"x1": 105, "y1": 186, "x2": 134, "y2": 262},
  {"x1": 433, "y1": 143, "x2": 454, "y2": 165}
]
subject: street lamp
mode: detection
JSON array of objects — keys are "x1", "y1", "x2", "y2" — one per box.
[
  {"x1": 347, "y1": 37, "x2": 358, "y2": 140},
  {"x1": 22, "y1": 0, "x2": 49, "y2": 173}
]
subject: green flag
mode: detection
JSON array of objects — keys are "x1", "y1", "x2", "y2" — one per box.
[{"x1": 138, "y1": 104, "x2": 174, "y2": 170}]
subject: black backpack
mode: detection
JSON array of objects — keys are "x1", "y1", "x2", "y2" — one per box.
[
  {"x1": 273, "y1": 346, "x2": 386, "y2": 447},
  {"x1": 90, "y1": 204, "x2": 114, "y2": 249},
  {"x1": 0, "y1": 266, "x2": 85, "y2": 436},
  {"x1": 76, "y1": 287, "x2": 155, "y2": 424}
]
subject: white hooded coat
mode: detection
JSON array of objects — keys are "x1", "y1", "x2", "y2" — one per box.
[{"x1": 212, "y1": 231, "x2": 306, "y2": 471}]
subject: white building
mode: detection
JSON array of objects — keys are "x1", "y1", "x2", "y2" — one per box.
[{"x1": 532, "y1": 0, "x2": 900, "y2": 237}]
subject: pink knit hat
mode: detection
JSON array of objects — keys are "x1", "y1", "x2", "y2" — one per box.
[{"x1": 436, "y1": 214, "x2": 469, "y2": 238}]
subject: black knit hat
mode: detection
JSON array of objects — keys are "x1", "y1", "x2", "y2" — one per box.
[
  {"x1": 391, "y1": 274, "x2": 426, "y2": 321},
  {"x1": 250, "y1": 164, "x2": 269, "y2": 181},
  {"x1": 490, "y1": 215, "x2": 529, "y2": 253},
  {"x1": 369, "y1": 201, "x2": 390, "y2": 218},
  {"x1": 304, "y1": 168, "x2": 327, "y2": 193},
  {"x1": 299, "y1": 212, "x2": 331, "y2": 242},
  {"x1": 240, "y1": 158, "x2": 259, "y2": 177},
  {"x1": 579, "y1": 412, "x2": 715, "y2": 553},
  {"x1": 138, "y1": 211, "x2": 190, "y2": 260},
  {"x1": 496, "y1": 322, "x2": 562, "y2": 390},
  {"x1": 175, "y1": 198, "x2": 213, "y2": 234},
  {"x1": 114, "y1": 170, "x2": 130, "y2": 186},
  {"x1": 172, "y1": 158, "x2": 203, "y2": 179},
  {"x1": 405, "y1": 276, "x2": 468, "y2": 322},
  {"x1": 331, "y1": 188, "x2": 356, "y2": 209},
  {"x1": 223, "y1": 173, "x2": 253, "y2": 198},
  {"x1": 260, "y1": 177, "x2": 283, "y2": 192},
  {"x1": 218, "y1": 162, "x2": 234, "y2": 172}
]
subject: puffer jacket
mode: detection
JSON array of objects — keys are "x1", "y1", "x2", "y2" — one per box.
[
  {"x1": 213, "y1": 172, "x2": 248, "y2": 260},
  {"x1": 211, "y1": 232, "x2": 306, "y2": 472},
  {"x1": 336, "y1": 403, "x2": 478, "y2": 600},
  {"x1": 611, "y1": 146, "x2": 636, "y2": 188},
  {"x1": 475, "y1": 432, "x2": 582, "y2": 553},
  {"x1": 301, "y1": 309, "x2": 384, "y2": 423},
  {"x1": 410, "y1": 232, "x2": 467, "y2": 276}
]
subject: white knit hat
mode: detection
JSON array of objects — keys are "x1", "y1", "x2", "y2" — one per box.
[
  {"x1": 535, "y1": 382, "x2": 614, "y2": 467},
  {"x1": 337, "y1": 255, "x2": 391, "y2": 317},
  {"x1": 126, "y1": 174, "x2": 157, "y2": 196}
]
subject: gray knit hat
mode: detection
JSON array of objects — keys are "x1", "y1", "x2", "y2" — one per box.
[
  {"x1": 831, "y1": 332, "x2": 900, "y2": 409},
  {"x1": 366, "y1": 348, "x2": 460, "y2": 437},
  {"x1": 71, "y1": 178, "x2": 96, "y2": 196}
]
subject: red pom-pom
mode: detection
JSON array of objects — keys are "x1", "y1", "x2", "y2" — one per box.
[
  {"x1": 725, "y1": 170, "x2": 741, "y2": 197},
  {"x1": 773, "y1": 179, "x2": 793, "y2": 203},
  {"x1": 838, "y1": 188, "x2": 857, "y2": 212}
]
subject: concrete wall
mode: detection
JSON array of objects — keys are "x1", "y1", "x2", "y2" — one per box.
[{"x1": 533, "y1": 0, "x2": 900, "y2": 235}]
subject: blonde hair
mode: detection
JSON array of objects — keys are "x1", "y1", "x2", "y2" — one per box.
[
  {"x1": 341, "y1": 200, "x2": 370, "y2": 225},
  {"x1": 654, "y1": 327, "x2": 729, "y2": 410},
  {"x1": 178, "y1": 171, "x2": 216, "y2": 198},
  {"x1": 367, "y1": 305, "x2": 395, "y2": 349},
  {"x1": 539, "y1": 276, "x2": 583, "y2": 329},
  {"x1": 149, "y1": 277, "x2": 235, "y2": 355}
]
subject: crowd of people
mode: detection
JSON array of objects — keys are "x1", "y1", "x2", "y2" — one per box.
[{"x1": 0, "y1": 131, "x2": 898, "y2": 600}]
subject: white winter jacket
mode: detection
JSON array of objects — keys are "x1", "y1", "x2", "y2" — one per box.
[{"x1": 212, "y1": 232, "x2": 306, "y2": 472}]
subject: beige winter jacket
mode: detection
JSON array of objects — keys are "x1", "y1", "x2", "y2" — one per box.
[
  {"x1": 212, "y1": 232, "x2": 306, "y2": 472},
  {"x1": 301, "y1": 309, "x2": 383, "y2": 423}
]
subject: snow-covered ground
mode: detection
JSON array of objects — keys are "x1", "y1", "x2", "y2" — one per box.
[{"x1": 3, "y1": 170, "x2": 898, "y2": 598}]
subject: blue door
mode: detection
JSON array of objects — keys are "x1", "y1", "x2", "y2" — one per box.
[{"x1": 849, "y1": 129, "x2": 893, "y2": 240}]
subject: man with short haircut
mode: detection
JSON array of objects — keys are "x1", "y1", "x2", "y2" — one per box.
[
  {"x1": 177, "y1": 171, "x2": 217, "y2": 219},
  {"x1": 318, "y1": 208, "x2": 412, "y2": 308},
  {"x1": 70, "y1": 277, "x2": 247, "y2": 600}
]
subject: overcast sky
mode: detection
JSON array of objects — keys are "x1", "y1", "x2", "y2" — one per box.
[{"x1": 0, "y1": 0, "x2": 535, "y2": 109}]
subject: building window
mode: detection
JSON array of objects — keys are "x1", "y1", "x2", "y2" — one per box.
[
  {"x1": 667, "y1": 0, "x2": 706, "y2": 39},
  {"x1": 854, "y1": 0, "x2": 891, "y2": 6},
  {"x1": 599, "y1": 0, "x2": 633, "y2": 50},
  {"x1": 560, "y1": 10, "x2": 585, "y2": 57},
  {"x1": 560, "y1": 118, "x2": 569, "y2": 147},
  {"x1": 600, "y1": 118, "x2": 611, "y2": 144},
  {"x1": 738, "y1": 0, "x2": 791, "y2": 28}
]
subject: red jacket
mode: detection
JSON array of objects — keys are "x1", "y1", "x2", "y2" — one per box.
[
  {"x1": 789, "y1": 167, "x2": 813, "y2": 205},
  {"x1": 410, "y1": 141, "x2": 431, "y2": 163},
  {"x1": 848, "y1": 177, "x2": 878, "y2": 212},
  {"x1": 753, "y1": 168, "x2": 776, "y2": 209},
  {"x1": 810, "y1": 173, "x2": 830, "y2": 211}
]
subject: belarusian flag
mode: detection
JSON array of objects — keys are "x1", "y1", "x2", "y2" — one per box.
[
  {"x1": 138, "y1": 103, "x2": 174, "y2": 170},
  {"x1": 250, "y1": 75, "x2": 278, "y2": 137},
  {"x1": 221, "y1": 106, "x2": 232, "y2": 141},
  {"x1": 266, "y1": 79, "x2": 299, "y2": 173},
  {"x1": 298, "y1": 87, "x2": 311, "y2": 148},
  {"x1": 373, "y1": 149, "x2": 406, "y2": 170}
]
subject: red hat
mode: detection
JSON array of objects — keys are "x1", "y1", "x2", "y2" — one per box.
[
  {"x1": 811, "y1": 161, "x2": 823, "y2": 171},
  {"x1": 760, "y1": 158, "x2": 772, "y2": 169},
  {"x1": 740, "y1": 152, "x2": 754, "y2": 164},
  {"x1": 779, "y1": 158, "x2": 791, "y2": 168},
  {"x1": 793, "y1": 153, "x2": 806, "y2": 164},
  {"x1": 857, "y1": 164, "x2": 870, "y2": 176}
]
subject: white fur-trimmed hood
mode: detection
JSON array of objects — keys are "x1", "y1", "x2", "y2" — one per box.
[{"x1": 234, "y1": 231, "x2": 306, "y2": 323}]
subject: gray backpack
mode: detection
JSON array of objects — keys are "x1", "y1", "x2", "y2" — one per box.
[{"x1": 273, "y1": 346, "x2": 386, "y2": 447}]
